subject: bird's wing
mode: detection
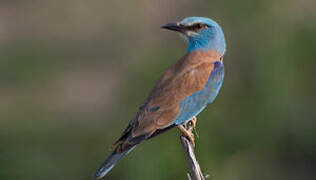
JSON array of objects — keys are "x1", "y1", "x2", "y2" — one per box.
[{"x1": 123, "y1": 50, "x2": 221, "y2": 140}]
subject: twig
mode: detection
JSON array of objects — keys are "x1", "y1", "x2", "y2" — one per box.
[{"x1": 180, "y1": 123, "x2": 205, "y2": 180}]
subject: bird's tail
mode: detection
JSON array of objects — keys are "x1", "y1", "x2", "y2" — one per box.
[{"x1": 94, "y1": 144, "x2": 136, "y2": 179}]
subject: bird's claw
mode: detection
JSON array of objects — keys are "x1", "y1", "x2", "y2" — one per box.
[
  {"x1": 178, "y1": 117, "x2": 197, "y2": 147},
  {"x1": 187, "y1": 116, "x2": 197, "y2": 131}
]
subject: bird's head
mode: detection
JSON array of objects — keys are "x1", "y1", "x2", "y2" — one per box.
[{"x1": 162, "y1": 17, "x2": 226, "y2": 55}]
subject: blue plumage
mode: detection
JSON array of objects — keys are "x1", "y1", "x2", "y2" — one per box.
[
  {"x1": 175, "y1": 61, "x2": 224, "y2": 125},
  {"x1": 181, "y1": 17, "x2": 226, "y2": 54}
]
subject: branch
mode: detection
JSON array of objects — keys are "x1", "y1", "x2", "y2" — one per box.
[{"x1": 180, "y1": 125, "x2": 205, "y2": 180}]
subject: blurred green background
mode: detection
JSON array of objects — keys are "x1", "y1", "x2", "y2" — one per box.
[{"x1": 1, "y1": 0, "x2": 316, "y2": 179}]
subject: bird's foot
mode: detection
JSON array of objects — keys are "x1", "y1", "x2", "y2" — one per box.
[
  {"x1": 178, "y1": 125, "x2": 195, "y2": 147},
  {"x1": 178, "y1": 116, "x2": 197, "y2": 147},
  {"x1": 187, "y1": 116, "x2": 197, "y2": 131},
  {"x1": 188, "y1": 117, "x2": 199, "y2": 138}
]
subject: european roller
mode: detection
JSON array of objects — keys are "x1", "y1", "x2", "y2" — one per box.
[{"x1": 94, "y1": 17, "x2": 226, "y2": 179}]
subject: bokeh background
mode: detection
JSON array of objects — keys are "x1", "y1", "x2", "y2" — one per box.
[{"x1": 1, "y1": 0, "x2": 316, "y2": 179}]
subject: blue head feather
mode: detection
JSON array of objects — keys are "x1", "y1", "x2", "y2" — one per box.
[{"x1": 179, "y1": 17, "x2": 226, "y2": 55}]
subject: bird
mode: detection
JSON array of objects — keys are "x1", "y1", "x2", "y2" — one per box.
[{"x1": 94, "y1": 17, "x2": 226, "y2": 179}]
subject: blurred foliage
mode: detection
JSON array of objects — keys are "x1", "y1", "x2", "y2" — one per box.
[{"x1": 1, "y1": 0, "x2": 316, "y2": 179}]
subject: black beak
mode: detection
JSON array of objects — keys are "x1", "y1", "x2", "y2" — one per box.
[{"x1": 161, "y1": 22, "x2": 185, "y2": 33}]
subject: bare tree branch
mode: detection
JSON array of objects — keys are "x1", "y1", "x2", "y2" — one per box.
[{"x1": 180, "y1": 122, "x2": 205, "y2": 180}]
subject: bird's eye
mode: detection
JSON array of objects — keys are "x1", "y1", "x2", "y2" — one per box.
[
  {"x1": 187, "y1": 23, "x2": 207, "y2": 31},
  {"x1": 196, "y1": 23, "x2": 202, "y2": 29}
]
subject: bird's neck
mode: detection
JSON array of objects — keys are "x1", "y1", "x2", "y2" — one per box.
[
  {"x1": 186, "y1": 28, "x2": 226, "y2": 55},
  {"x1": 186, "y1": 38, "x2": 225, "y2": 55}
]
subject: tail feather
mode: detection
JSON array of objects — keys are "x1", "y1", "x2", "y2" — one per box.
[{"x1": 94, "y1": 145, "x2": 136, "y2": 179}]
